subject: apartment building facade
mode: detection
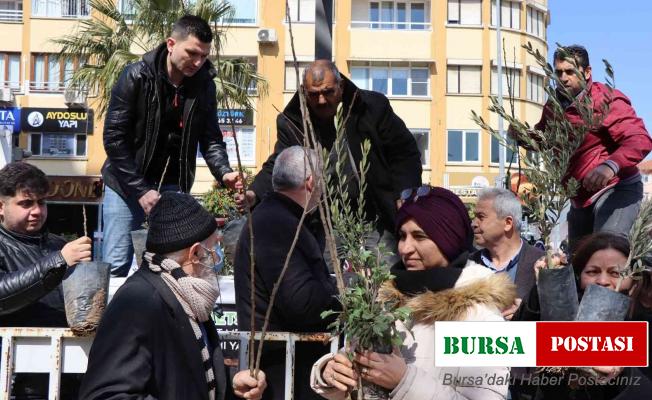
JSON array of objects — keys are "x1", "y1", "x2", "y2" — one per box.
[{"x1": 0, "y1": 0, "x2": 550, "y2": 237}]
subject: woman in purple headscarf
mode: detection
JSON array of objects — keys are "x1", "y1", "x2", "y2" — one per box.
[{"x1": 310, "y1": 186, "x2": 517, "y2": 400}]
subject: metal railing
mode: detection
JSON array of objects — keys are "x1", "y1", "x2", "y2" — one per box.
[
  {"x1": 0, "y1": 328, "x2": 338, "y2": 400},
  {"x1": 0, "y1": 9, "x2": 22, "y2": 22},
  {"x1": 351, "y1": 20, "x2": 432, "y2": 30}
]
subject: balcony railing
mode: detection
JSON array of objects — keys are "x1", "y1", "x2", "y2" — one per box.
[
  {"x1": 351, "y1": 20, "x2": 431, "y2": 30},
  {"x1": 62, "y1": 0, "x2": 88, "y2": 18},
  {"x1": 32, "y1": 0, "x2": 89, "y2": 18},
  {"x1": 0, "y1": 9, "x2": 22, "y2": 22},
  {"x1": 0, "y1": 81, "x2": 23, "y2": 94},
  {"x1": 29, "y1": 81, "x2": 67, "y2": 93}
]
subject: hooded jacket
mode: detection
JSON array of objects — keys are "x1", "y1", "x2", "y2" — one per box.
[
  {"x1": 0, "y1": 224, "x2": 68, "y2": 327},
  {"x1": 249, "y1": 77, "x2": 422, "y2": 233},
  {"x1": 101, "y1": 43, "x2": 232, "y2": 200},
  {"x1": 311, "y1": 262, "x2": 517, "y2": 400},
  {"x1": 534, "y1": 80, "x2": 651, "y2": 208}
]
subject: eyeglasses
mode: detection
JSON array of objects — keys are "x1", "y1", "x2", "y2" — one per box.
[
  {"x1": 400, "y1": 185, "x2": 434, "y2": 203},
  {"x1": 200, "y1": 243, "x2": 222, "y2": 266}
]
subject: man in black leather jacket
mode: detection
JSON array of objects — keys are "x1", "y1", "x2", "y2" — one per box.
[
  {"x1": 101, "y1": 15, "x2": 239, "y2": 276},
  {"x1": 0, "y1": 162, "x2": 92, "y2": 398}
]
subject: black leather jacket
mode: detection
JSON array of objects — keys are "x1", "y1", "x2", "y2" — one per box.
[
  {"x1": 101, "y1": 43, "x2": 233, "y2": 200},
  {"x1": 0, "y1": 224, "x2": 68, "y2": 327}
]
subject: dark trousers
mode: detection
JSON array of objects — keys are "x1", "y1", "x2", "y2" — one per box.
[{"x1": 568, "y1": 181, "x2": 643, "y2": 254}]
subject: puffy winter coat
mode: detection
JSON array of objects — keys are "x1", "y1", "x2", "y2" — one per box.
[{"x1": 311, "y1": 263, "x2": 516, "y2": 400}]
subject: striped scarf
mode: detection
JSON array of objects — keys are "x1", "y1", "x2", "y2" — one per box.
[{"x1": 144, "y1": 252, "x2": 219, "y2": 400}]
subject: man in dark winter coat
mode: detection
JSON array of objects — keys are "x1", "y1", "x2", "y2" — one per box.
[
  {"x1": 0, "y1": 161, "x2": 92, "y2": 398},
  {"x1": 237, "y1": 60, "x2": 422, "y2": 254},
  {"x1": 80, "y1": 192, "x2": 265, "y2": 400},
  {"x1": 235, "y1": 146, "x2": 340, "y2": 400},
  {"x1": 101, "y1": 15, "x2": 239, "y2": 276}
]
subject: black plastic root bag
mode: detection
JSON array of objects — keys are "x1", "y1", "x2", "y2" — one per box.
[{"x1": 62, "y1": 261, "x2": 111, "y2": 336}]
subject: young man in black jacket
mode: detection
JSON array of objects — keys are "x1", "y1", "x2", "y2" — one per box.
[
  {"x1": 0, "y1": 161, "x2": 92, "y2": 398},
  {"x1": 101, "y1": 15, "x2": 239, "y2": 277}
]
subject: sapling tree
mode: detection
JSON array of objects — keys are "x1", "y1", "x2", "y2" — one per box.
[{"x1": 472, "y1": 42, "x2": 613, "y2": 267}]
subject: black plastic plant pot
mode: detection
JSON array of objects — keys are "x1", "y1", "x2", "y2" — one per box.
[
  {"x1": 130, "y1": 228, "x2": 148, "y2": 268},
  {"x1": 359, "y1": 343, "x2": 392, "y2": 400},
  {"x1": 537, "y1": 265, "x2": 579, "y2": 321},
  {"x1": 575, "y1": 284, "x2": 631, "y2": 321},
  {"x1": 62, "y1": 261, "x2": 111, "y2": 336}
]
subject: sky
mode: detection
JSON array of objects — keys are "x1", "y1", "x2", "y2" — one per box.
[{"x1": 547, "y1": 0, "x2": 652, "y2": 128}]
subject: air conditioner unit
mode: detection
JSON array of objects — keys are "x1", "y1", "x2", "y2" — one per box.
[
  {"x1": 64, "y1": 89, "x2": 87, "y2": 106},
  {"x1": 0, "y1": 88, "x2": 14, "y2": 103},
  {"x1": 257, "y1": 28, "x2": 278, "y2": 44}
]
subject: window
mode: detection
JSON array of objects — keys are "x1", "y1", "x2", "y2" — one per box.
[
  {"x1": 491, "y1": 0, "x2": 520, "y2": 29},
  {"x1": 118, "y1": 0, "x2": 134, "y2": 18},
  {"x1": 287, "y1": 0, "x2": 314, "y2": 23},
  {"x1": 491, "y1": 66, "x2": 521, "y2": 97},
  {"x1": 447, "y1": 65, "x2": 481, "y2": 94},
  {"x1": 0, "y1": 1, "x2": 23, "y2": 22},
  {"x1": 447, "y1": 130, "x2": 479, "y2": 163},
  {"x1": 32, "y1": 0, "x2": 89, "y2": 18},
  {"x1": 350, "y1": 63, "x2": 429, "y2": 97},
  {"x1": 284, "y1": 62, "x2": 310, "y2": 91},
  {"x1": 31, "y1": 54, "x2": 79, "y2": 92},
  {"x1": 411, "y1": 129, "x2": 429, "y2": 166},
  {"x1": 0, "y1": 53, "x2": 21, "y2": 89},
  {"x1": 221, "y1": 0, "x2": 257, "y2": 24},
  {"x1": 526, "y1": 6, "x2": 544, "y2": 38},
  {"x1": 490, "y1": 135, "x2": 516, "y2": 164},
  {"x1": 369, "y1": 1, "x2": 429, "y2": 30},
  {"x1": 447, "y1": 0, "x2": 481, "y2": 25},
  {"x1": 29, "y1": 133, "x2": 87, "y2": 157},
  {"x1": 527, "y1": 72, "x2": 545, "y2": 103}
]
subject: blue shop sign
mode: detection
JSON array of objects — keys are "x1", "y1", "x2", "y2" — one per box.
[
  {"x1": 217, "y1": 108, "x2": 253, "y2": 126},
  {"x1": 0, "y1": 108, "x2": 20, "y2": 133}
]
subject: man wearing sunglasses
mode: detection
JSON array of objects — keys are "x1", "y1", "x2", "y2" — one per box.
[{"x1": 237, "y1": 60, "x2": 422, "y2": 260}]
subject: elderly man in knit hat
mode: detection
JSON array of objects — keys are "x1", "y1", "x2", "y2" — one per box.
[{"x1": 80, "y1": 192, "x2": 266, "y2": 400}]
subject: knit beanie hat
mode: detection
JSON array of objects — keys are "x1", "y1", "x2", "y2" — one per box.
[
  {"x1": 396, "y1": 186, "x2": 473, "y2": 263},
  {"x1": 146, "y1": 192, "x2": 218, "y2": 254}
]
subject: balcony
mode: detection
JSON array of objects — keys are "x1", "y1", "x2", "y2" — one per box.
[
  {"x1": 32, "y1": 0, "x2": 89, "y2": 18},
  {"x1": 350, "y1": 20, "x2": 431, "y2": 30},
  {"x1": 0, "y1": 81, "x2": 23, "y2": 94},
  {"x1": 351, "y1": 0, "x2": 431, "y2": 31},
  {"x1": 0, "y1": 1, "x2": 22, "y2": 22},
  {"x1": 0, "y1": 9, "x2": 22, "y2": 22},
  {"x1": 28, "y1": 81, "x2": 67, "y2": 93}
]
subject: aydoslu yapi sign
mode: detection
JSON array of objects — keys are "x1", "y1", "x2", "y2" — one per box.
[{"x1": 21, "y1": 108, "x2": 94, "y2": 134}]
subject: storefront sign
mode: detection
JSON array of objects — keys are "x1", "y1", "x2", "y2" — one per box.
[
  {"x1": 46, "y1": 176, "x2": 103, "y2": 203},
  {"x1": 223, "y1": 127, "x2": 256, "y2": 166},
  {"x1": 0, "y1": 108, "x2": 20, "y2": 133},
  {"x1": 449, "y1": 186, "x2": 480, "y2": 198},
  {"x1": 217, "y1": 109, "x2": 253, "y2": 126},
  {"x1": 21, "y1": 108, "x2": 94, "y2": 134}
]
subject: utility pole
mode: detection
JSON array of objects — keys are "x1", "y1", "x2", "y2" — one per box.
[
  {"x1": 0, "y1": 127, "x2": 10, "y2": 168},
  {"x1": 315, "y1": 0, "x2": 333, "y2": 60},
  {"x1": 496, "y1": 0, "x2": 506, "y2": 188}
]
